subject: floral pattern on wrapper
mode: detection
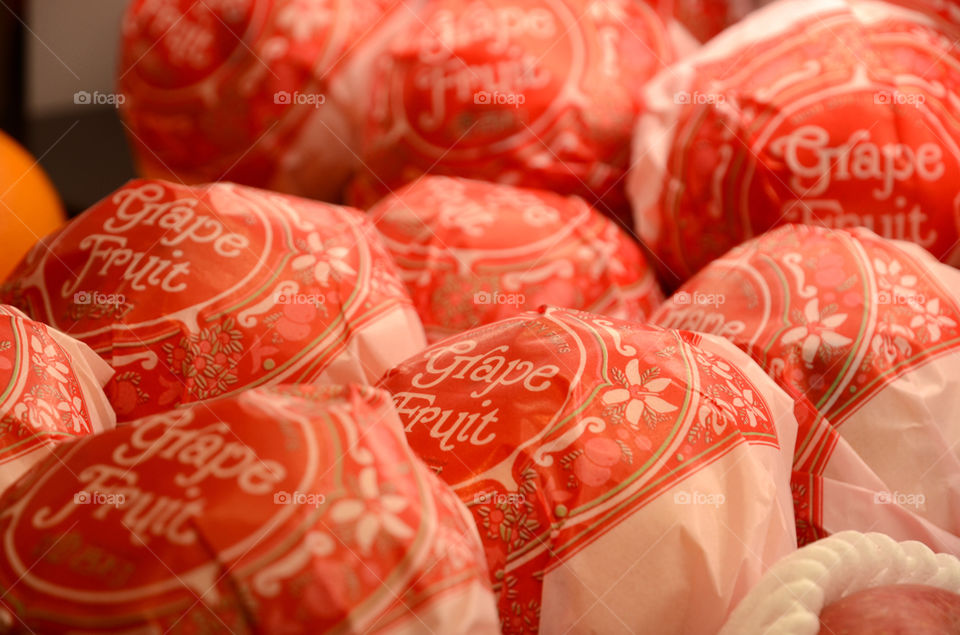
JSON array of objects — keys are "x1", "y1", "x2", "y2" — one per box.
[
  {"x1": 349, "y1": 0, "x2": 675, "y2": 225},
  {"x1": 629, "y1": 0, "x2": 960, "y2": 282},
  {"x1": 118, "y1": 0, "x2": 410, "y2": 200},
  {"x1": 0, "y1": 179, "x2": 425, "y2": 421},
  {"x1": 380, "y1": 306, "x2": 795, "y2": 633},
  {"x1": 0, "y1": 304, "x2": 114, "y2": 492},
  {"x1": 652, "y1": 224, "x2": 960, "y2": 549},
  {"x1": 370, "y1": 176, "x2": 662, "y2": 343},
  {"x1": 0, "y1": 385, "x2": 498, "y2": 633}
]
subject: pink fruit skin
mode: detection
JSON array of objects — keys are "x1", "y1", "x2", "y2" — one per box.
[{"x1": 819, "y1": 584, "x2": 960, "y2": 635}]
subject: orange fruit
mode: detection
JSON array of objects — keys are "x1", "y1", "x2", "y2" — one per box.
[{"x1": 0, "y1": 130, "x2": 66, "y2": 281}]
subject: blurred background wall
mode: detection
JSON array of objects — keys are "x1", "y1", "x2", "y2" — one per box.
[
  {"x1": 27, "y1": 0, "x2": 128, "y2": 115},
  {"x1": 5, "y1": 0, "x2": 135, "y2": 216}
]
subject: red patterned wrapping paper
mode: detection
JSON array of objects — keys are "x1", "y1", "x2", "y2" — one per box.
[
  {"x1": 0, "y1": 384, "x2": 499, "y2": 633},
  {"x1": 378, "y1": 306, "x2": 798, "y2": 634},
  {"x1": 651, "y1": 224, "x2": 960, "y2": 553},
  {"x1": 118, "y1": 0, "x2": 422, "y2": 201},
  {"x1": 880, "y1": 0, "x2": 960, "y2": 28},
  {"x1": 0, "y1": 305, "x2": 115, "y2": 493},
  {"x1": 369, "y1": 176, "x2": 663, "y2": 344},
  {"x1": 347, "y1": 0, "x2": 677, "y2": 225},
  {"x1": 0, "y1": 179, "x2": 425, "y2": 422},
  {"x1": 629, "y1": 0, "x2": 960, "y2": 283}
]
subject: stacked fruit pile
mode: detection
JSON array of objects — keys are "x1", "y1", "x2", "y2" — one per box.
[{"x1": 3, "y1": 0, "x2": 960, "y2": 632}]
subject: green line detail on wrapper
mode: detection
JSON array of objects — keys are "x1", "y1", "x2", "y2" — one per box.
[
  {"x1": 815, "y1": 245, "x2": 869, "y2": 412},
  {"x1": 506, "y1": 333, "x2": 697, "y2": 564},
  {"x1": 342, "y1": 415, "x2": 435, "y2": 624},
  {"x1": 759, "y1": 254, "x2": 792, "y2": 361},
  {"x1": 0, "y1": 432, "x2": 82, "y2": 458},
  {"x1": 804, "y1": 250, "x2": 869, "y2": 473},
  {"x1": 0, "y1": 325, "x2": 22, "y2": 404},
  {"x1": 835, "y1": 337, "x2": 960, "y2": 418},
  {"x1": 235, "y1": 410, "x2": 344, "y2": 581},
  {"x1": 561, "y1": 334, "x2": 696, "y2": 518},
  {"x1": 546, "y1": 433, "x2": 744, "y2": 566},
  {"x1": 293, "y1": 258, "x2": 368, "y2": 382},
  {"x1": 203, "y1": 268, "x2": 361, "y2": 398},
  {"x1": 210, "y1": 252, "x2": 294, "y2": 320},
  {"x1": 761, "y1": 256, "x2": 822, "y2": 460}
]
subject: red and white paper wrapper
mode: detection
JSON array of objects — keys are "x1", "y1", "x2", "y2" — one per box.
[
  {"x1": 378, "y1": 306, "x2": 798, "y2": 634},
  {"x1": 118, "y1": 0, "x2": 421, "y2": 202},
  {"x1": 370, "y1": 176, "x2": 663, "y2": 344},
  {"x1": 0, "y1": 305, "x2": 114, "y2": 493},
  {"x1": 720, "y1": 531, "x2": 960, "y2": 634},
  {"x1": 0, "y1": 384, "x2": 499, "y2": 633},
  {"x1": 348, "y1": 0, "x2": 677, "y2": 224},
  {"x1": 652, "y1": 224, "x2": 960, "y2": 553},
  {"x1": 0, "y1": 179, "x2": 425, "y2": 421},
  {"x1": 880, "y1": 0, "x2": 960, "y2": 29},
  {"x1": 629, "y1": 0, "x2": 960, "y2": 283}
]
